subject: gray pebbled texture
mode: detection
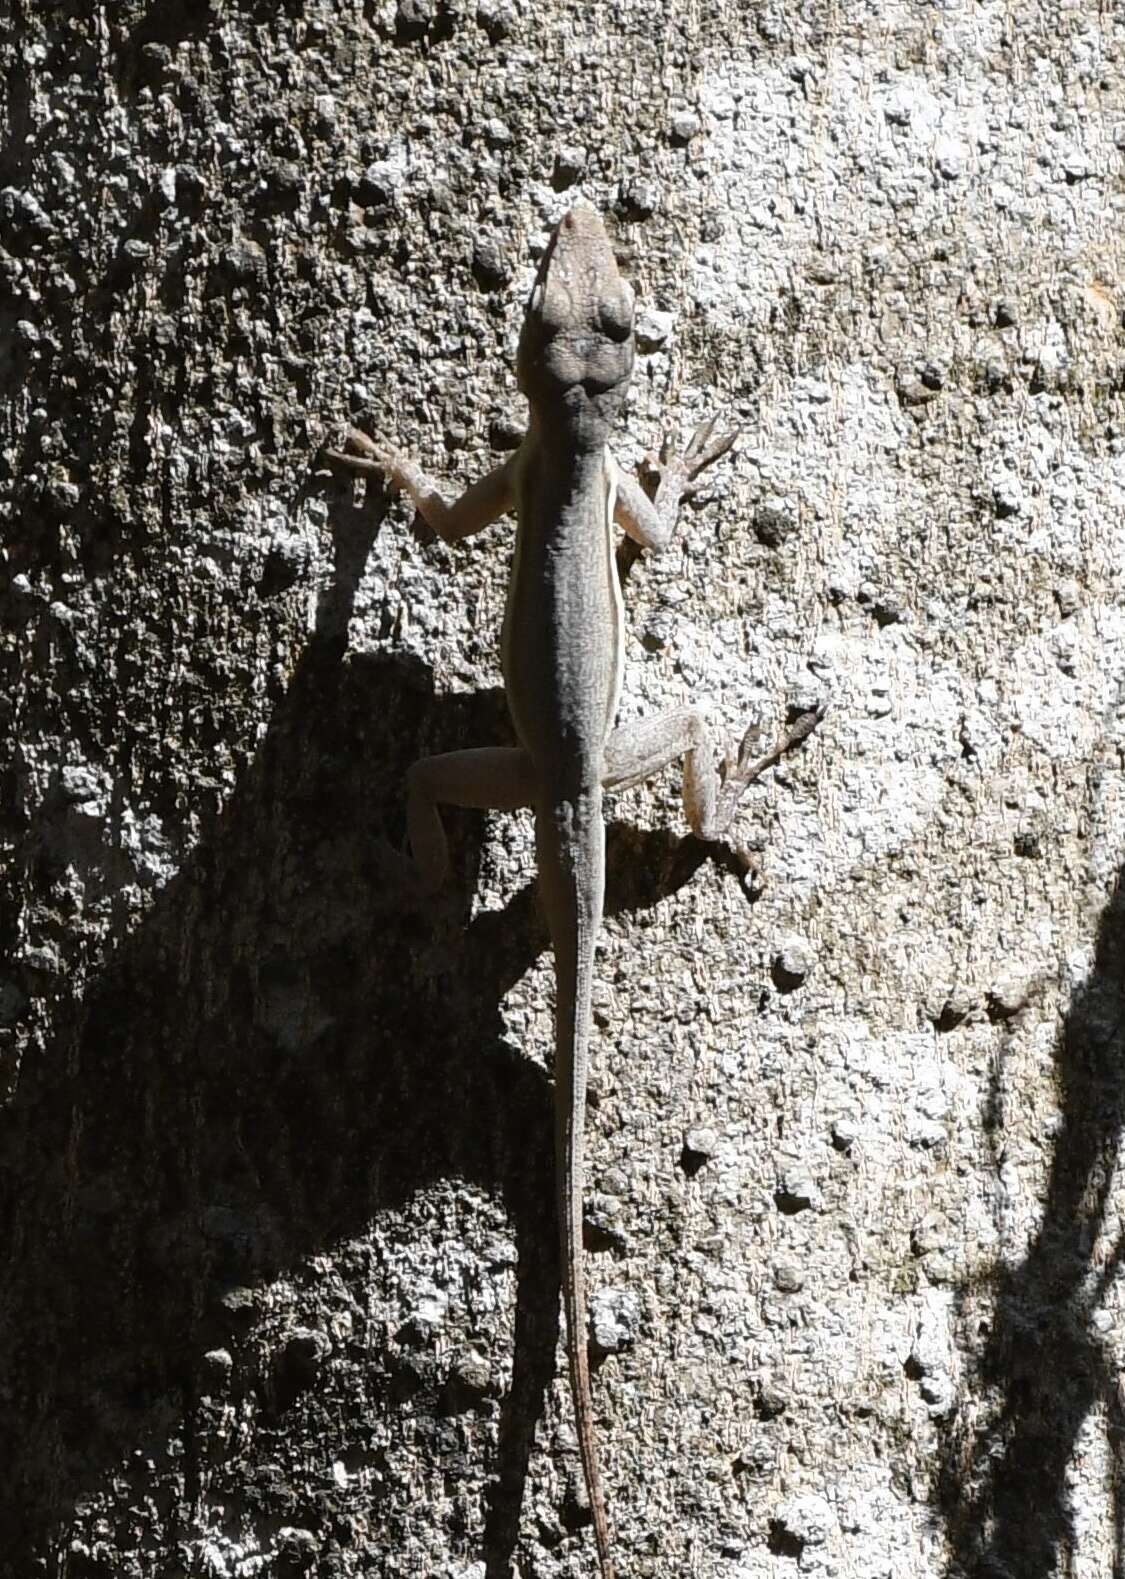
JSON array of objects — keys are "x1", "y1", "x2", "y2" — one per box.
[{"x1": 1, "y1": 2, "x2": 1124, "y2": 1576}]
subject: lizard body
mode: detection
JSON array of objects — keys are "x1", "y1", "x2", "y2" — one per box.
[{"x1": 326, "y1": 206, "x2": 822, "y2": 1578}]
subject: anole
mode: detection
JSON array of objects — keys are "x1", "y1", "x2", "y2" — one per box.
[{"x1": 326, "y1": 206, "x2": 822, "y2": 1578}]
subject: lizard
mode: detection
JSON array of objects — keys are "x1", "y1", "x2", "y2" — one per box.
[{"x1": 325, "y1": 205, "x2": 823, "y2": 1578}]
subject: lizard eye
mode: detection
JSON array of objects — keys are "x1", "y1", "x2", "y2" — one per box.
[{"x1": 597, "y1": 281, "x2": 633, "y2": 342}]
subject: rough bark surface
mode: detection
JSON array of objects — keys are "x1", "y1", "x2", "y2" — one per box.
[{"x1": 2, "y1": 2, "x2": 1124, "y2": 1576}]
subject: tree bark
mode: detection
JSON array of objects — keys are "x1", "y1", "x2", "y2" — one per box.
[{"x1": 2, "y1": 3, "x2": 1124, "y2": 1576}]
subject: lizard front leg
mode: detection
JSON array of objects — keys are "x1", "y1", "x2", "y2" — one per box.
[
  {"x1": 613, "y1": 415, "x2": 737, "y2": 553},
  {"x1": 324, "y1": 435, "x2": 532, "y2": 885},
  {"x1": 325, "y1": 427, "x2": 517, "y2": 543},
  {"x1": 603, "y1": 703, "x2": 824, "y2": 843}
]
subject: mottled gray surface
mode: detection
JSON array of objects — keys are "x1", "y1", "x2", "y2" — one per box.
[{"x1": 2, "y1": 2, "x2": 1125, "y2": 1576}]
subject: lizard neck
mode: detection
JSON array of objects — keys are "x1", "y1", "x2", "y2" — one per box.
[{"x1": 525, "y1": 393, "x2": 618, "y2": 457}]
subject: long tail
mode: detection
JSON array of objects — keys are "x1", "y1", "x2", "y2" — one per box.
[{"x1": 536, "y1": 785, "x2": 614, "y2": 1579}]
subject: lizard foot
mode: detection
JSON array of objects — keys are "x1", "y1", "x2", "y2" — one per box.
[
  {"x1": 713, "y1": 701, "x2": 827, "y2": 832},
  {"x1": 370, "y1": 838, "x2": 461, "y2": 920},
  {"x1": 678, "y1": 413, "x2": 740, "y2": 497},
  {"x1": 321, "y1": 427, "x2": 398, "y2": 481},
  {"x1": 644, "y1": 414, "x2": 739, "y2": 501},
  {"x1": 322, "y1": 429, "x2": 439, "y2": 544}
]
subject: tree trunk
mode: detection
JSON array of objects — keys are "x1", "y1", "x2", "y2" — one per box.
[{"x1": 2, "y1": 3, "x2": 1123, "y2": 1575}]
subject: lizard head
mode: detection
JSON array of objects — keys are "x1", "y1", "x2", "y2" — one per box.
[{"x1": 516, "y1": 206, "x2": 634, "y2": 434}]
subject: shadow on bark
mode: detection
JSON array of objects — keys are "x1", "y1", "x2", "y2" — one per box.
[
  {"x1": 0, "y1": 486, "x2": 718, "y2": 1577},
  {"x1": 937, "y1": 861, "x2": 1125, "y2": 1579}
]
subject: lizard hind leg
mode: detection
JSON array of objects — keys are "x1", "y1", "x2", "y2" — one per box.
[
  {"x1": 602, "y1": 703, "x2": 824, "y2": 845},
  {"x1": 390, "y1": 746, "x2": 538, "y2": 895}
]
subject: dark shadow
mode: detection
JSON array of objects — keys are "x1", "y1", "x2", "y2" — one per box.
[
  {"x1": 937, "y1": 859, "x2": 1125, "y2": 1577},
  {"x1": 0, "y1": 476, "x2": 730, "y2": 1577}
]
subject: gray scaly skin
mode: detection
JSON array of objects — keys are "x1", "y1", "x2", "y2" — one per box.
[{"x1": 325, "y1": 206, "x2": 823, "y2": 1578}]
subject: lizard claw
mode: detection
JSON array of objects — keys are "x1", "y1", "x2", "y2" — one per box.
[
  {"x1": 644, "y1": 417, "x2": 739, "y2": 502},
  {"x1": 685, "y1": 413, "x2": 720, "y2": 460},
  {"x1": 729, "y1": 703, "x2": 827, "y2": 788},
  {"x1": 323, "y1": 431, "x2": 437, "y2": 543},
  {"x1": 370, "y1": 836, "x2": 450, "y2": 909},
  {"x1": 322, "y1": 428, "x2": 400, "y2": 484},
  {"x1": 723, "y1": 720, "x2": 768, "y2": 782},
  {"x1": 364, "y1": 837, "x2": 415, "y2": 908},
  {"x1": 708, "y1": 703, "x2": 826, "y2": 840},
  {"x1": 680, "y1": 417, "x2": 739, "y2": 498}
]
